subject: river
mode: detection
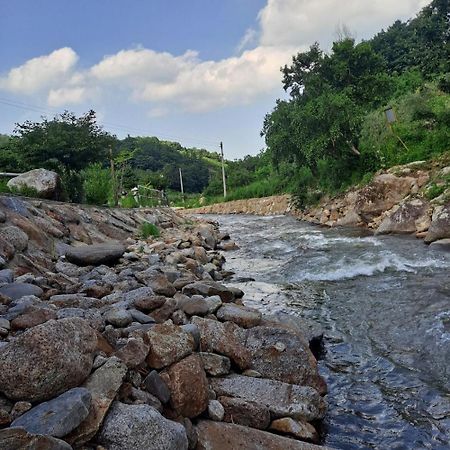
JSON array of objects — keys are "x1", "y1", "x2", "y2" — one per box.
[{"x1": 204, "y1": 214, "x2": 450, "y2": 450}]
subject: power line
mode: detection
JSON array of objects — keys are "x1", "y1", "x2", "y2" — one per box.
[{"x1": 0, "y1": 97, "x2": 220, "y2": 149}]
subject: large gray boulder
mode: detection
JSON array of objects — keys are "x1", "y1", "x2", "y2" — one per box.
[
  {"x1": 97, "y1": 402, "x2": 188, "y2": 450},
  {"x1": 65, "y1": 243, "x2": 126, "y2": 266},
  {"x1": 7, "y1": 168, "x2": 61, "y2": 199},
  {"x1": 425, "y1": 203, "x2": 450, "y2": 243},
  {"x1": 0, "y1": 318, "x2": 97, "y2": 401},
  {"x1": 210, "y1": 375, "x2": 326, "y2": 422},
  {"x1": 11, "y1": 387, "x2": 91, "y2": 437}
]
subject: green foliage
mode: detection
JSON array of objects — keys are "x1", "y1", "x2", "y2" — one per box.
[
  {"x1": 0, "y1": 179, "x2": 9, "y2": 194},
  {"x1": 83, "y1": 163, "x2": 112, "y2": 205},
  {"x1": 425, "y1": 183, "x2": 446, "y2": 200},
  {"x1": 139, "y1": 222, "x2": 160, "y2": 239},
  {"x1": 8, "y1": 185, "x2": 41, "y2": 198}
]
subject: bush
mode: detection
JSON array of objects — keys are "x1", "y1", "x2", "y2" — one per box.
[
  {"x1": 139, "y1": 222, "x2": 160, "y2": 239},
  {"x1": 83, "y1": 163, "x2": 112, "y2": 205}
]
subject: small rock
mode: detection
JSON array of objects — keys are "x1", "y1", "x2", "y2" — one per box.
[
  {"x1": 10, "y1": 401, "x2": 32, "y2": 421},
  {"x1": 0, "y1": 226, "x2": 28, "y2": 251},
  {"x1": 216, "y1": 304, "x2": 262, "y2": 328},
  {"x1": 0, "y1": 283, "x2": 43, "y2": 301},
  {"x1": 114, "y1": 336, "x2": 150, "y2": 368},
  {"x1": 219, "y1": 396, "x2": 270, "y2": 430},
  {"x1": 0, "y1": 427, "x2": 72, "y2": 450},
  {"x1": 208, "y1": 400, "x2": 224, "y2": 421},
  {"x1": 104, "y1": 308, "x2": 133, "y2": 328},
  {"x1": 199, "y1": 352, "x2": 230, "y2": 377},
  {"x1": 143, "y1": 370, "x2": 171, "y2": 404},
  {"x1": 181, "y1": 323, "x2": 200, "y2": 349},
  {"x1": 65, "y1": 243, "x2": 125, "y2": 266},
  {"x1": 270, "y1": 417, "x2": 319, "y2": 443},
  {"x1": 147, "y1": 322, "x2": 194, "y2": 369}
]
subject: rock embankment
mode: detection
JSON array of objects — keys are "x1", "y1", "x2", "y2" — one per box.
[
  {"x1": 0, "y1": 194, "x2": 329, "y2": 449},
  {"x1": 189, "y1": 157, "x2": 450, "y2": 245}
]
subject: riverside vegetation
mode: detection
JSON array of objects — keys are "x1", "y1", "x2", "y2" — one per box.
[{"x1": 0, "y1": 0, "x2": 448, "y2": 210}]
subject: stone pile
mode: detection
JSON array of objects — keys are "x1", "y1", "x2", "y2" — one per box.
[{"x1": 0, "y1": 195, "x2": 329, "y2": 449}]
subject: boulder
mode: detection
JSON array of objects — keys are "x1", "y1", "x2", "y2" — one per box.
[
  {"x1": 0, "y1": 283, "x2": 43, "y2": 301},
  {"x1": 425, "y1": 203, "x2": 450, "y2": 243},
  {"x1": 0, "y1": 226, "x2": 29, "y2": 251},
  {"x1": 219, "y1": 396, "x2": 271, "y2": 430},
  {"x1": 7, "y1": 169, "x2": 60, "y2": 199},
  {"x1": 0, "y1": 318, "x2": 97, "y2": 402},
  {"x1": 65, "y1": 243, "x2": 125, "y2": 266},
  {"x1": 147, "y1": 322, "x2": 194, "y2": 369},
  {"x1": 216, "y1": 304, "x2": 262, "y2": 328},
  {"x1": 164, "y1": 354, "x2": 209, "y2": 418},
  {"x1": 195, "y1": 421, "x2": 328, "y2": 450},
  {"x1": 66, "y1": 357, "x2": 127, "y2": 446},
  {"x1": 191, "y1": 317, "x2": 251, "y2": 370},
  {"x1": 0, "y1": 427, "x2": 72, "y2": 450},
  {"x1": 377, "y1": 199, "x2": 429, "y2": 234},
  {"x1": 11, "y1": 387, "x2": 91, "y2": 438},
  {"x1": 246, "y1": 326, "x2": 326, "y2": 394},
  {"x1": 97, "y1": 401, "x2": 188, "y2": 450},
  {"x1": 210, "y1": 375, "x2": 326, "y2": 422}
]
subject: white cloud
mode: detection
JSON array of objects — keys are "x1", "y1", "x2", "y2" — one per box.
[
  {"x1": 258, "y1": 0, "x2": 431, "y2": 49},
  {"x1": 47, "y1": 86, "x2": 89, "y2": 107},
  {"x1": 0, "y1": 0, "x2": 431, "y2": 116},
  {"x1": 0, "y1": 47, "x2": 78, "y2": 94}
]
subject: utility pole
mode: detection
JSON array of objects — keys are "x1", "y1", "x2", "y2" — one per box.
[
  {"x1": 220, "y1": 141, "x2": 227, "y2": 198},
  {"x1": 179, "y1": 168, "x2": 185, "y2": 204}
]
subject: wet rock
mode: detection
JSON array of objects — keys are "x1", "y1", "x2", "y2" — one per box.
[
  {"x1": 210, "y1": 375, "x2": 326, "y2": 421},
  {"x1": 208, "y1": 400, "x2": 224, "y2": 421},
  {"x1": 65, "y1": 243, "x2": 126, "y2": 266},
  {"x1": 97, "y1": 401, "x2": 188, "y2": 450},
  {"x1": 216, "y1": 303, "x2": 262, "y2": 328},
  {"x1": 195, "y1": 420, "x2": 327, "y2": 450},
  {"x1": 147, "y1": 322, "x2": 194, "y2": 369},
  {"x1": 199, "y1": 352, "x2": 231, "y2": 376},
  {"x1": 219, "y1": 396, "x2": 270, "y2": 429},
  {"x1": 66, "y1": 357, "x2": 127, "y2": 446},
  {"x1": 246, "y1": 326, "x2": 326, "y2": 394},
  {"x1": 0, "y1": 283, "x2": 43, "y2": 301},
  {"x1": 11, "y1": 387, "x2": 91, "y2": 438},
  {"x1": 192, "y1": 316, "x2": 251, "y2": 370},
  {"x1": 0, "y1": 317, "x2": 97, "y2": 402},
  {"x1": 430, "y1": 238, "x2": 450, "y2": 250},
  {"x1": 7, "y1": 168, "x2": 61, "y2": 199},
  {"x1": 0, "y1": 427, "x2": 72, "y2": 450},
  {"x1": 0, "y1": 226, "x2": 28, "y2": 251},
  {"x1": 143, "y1": 370, "x2": 171, "y2": 403},
  {"x1": 269, "y1": 417, "x2": 319, "y2": 443},
  {"x1": 135, "y1": 269, "x2": 176, "y2": 296},
  {"x1": 164, "y1": 354, "x2": 209, "y2": 418}
]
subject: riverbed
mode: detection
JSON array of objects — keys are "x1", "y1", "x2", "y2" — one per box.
[{"x1": 205, "y1": 214, "x2": 450, "y2": 450}]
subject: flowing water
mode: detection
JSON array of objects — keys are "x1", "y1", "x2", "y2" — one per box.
[{"x1": 204, "y1": 214, "x2": 450, "y2": 450}]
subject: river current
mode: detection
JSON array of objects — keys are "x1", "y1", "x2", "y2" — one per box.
[{"x1": 204, "y1": 214, "x2": 450, "y2": 450}]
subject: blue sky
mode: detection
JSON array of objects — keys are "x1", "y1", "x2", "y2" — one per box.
[{"x1": 0, "y1": 0, "x2": 429, "y2": 158}]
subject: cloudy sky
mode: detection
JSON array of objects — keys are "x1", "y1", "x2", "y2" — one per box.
[{"x1": 0, "y1": 0, "x2": 429, "y2": 158}]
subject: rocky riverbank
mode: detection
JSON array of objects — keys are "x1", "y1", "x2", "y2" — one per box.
[
  {"x1": 188, "y1": 156, "x2": 450, "y2": 246},
  {"x1": 0, "y1": 194, "x2": 328, "y2": 450}
]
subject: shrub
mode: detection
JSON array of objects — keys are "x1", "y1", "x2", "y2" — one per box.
[
  {"x1": 83, "y1": 163, "x2": 112, "y2": 205},
  {"x1": 139, "y1": 222, "x2": 160, "y2": 239}
]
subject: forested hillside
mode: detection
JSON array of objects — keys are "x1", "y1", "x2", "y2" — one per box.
[{"x1": 0, "y1": 0, "x2": 448, "y2": 208}]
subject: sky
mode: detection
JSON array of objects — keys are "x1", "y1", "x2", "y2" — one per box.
[{"x1": 0, "y1": 0, "x2": 430, "y2": 159}]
